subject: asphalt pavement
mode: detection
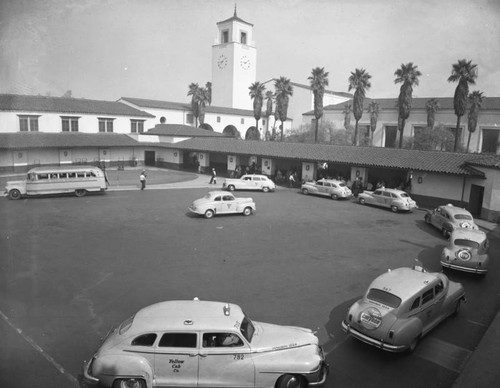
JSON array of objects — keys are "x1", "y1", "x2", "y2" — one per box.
[{"x1": 2, "y1": 166, "x2": 499, "y2": 387}]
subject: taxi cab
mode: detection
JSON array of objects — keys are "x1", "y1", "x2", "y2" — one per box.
[
  {"x1": 300, "y1": 179, "x2": 352, "y2": 200},
  {"x1": 424, "y1": 204, "x2": 478, "y2": 238},
  {"x1": 357, "y1": 188, "x2": 417, "y2": 212},
  {"x1": 84, "y1": 298, "x2": 328, "y2": 388},
  {"x1": 342, "y1": 266, "x2": 465, "y2": 353},
  {"x1": 441, "y1": 229, "x2": 490, "y2": 274}
]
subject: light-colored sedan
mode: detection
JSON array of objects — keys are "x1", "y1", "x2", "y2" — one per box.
[
  {"x1": 84, "y1": 298, "x2": 328, "y2": 388},
  {"x1": 342, "y1": 266, "x2": 466, "y2": 353},
  {"x1": 189, "y1": 191, "x2": 256, "y2": 219},
  {"x1": 424, "y1": 204, "x2": 478, "y2": 238},
  {"x1": 358, "y1": 188, "x2": 417, "y2": 212},
  {"x1": 223, "y1": 174, "x2": 276, "y2": 192},
  {"x1": 301, "y1": 179, "x2": 352, "y2": 200},
  {"x1": 441, "y1": 229, "x2": 490, "y2": 274}
]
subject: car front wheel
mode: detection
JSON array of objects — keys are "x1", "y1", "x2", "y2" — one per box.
[
  {"x1": 391, "y1": 205, "x2": 399, "y2": 213},
  {"x1": 204, "y1": 209, "x2": 214, "y2": 219},
  {"x1": 331, "y1": 194, "x2": 338, "y2": 200},
  {"x1": 359, "y1": 198, "x2": 366, "y2": 205},
  {"x1": 407, "y1": 336, "x2": 420, "y2": 353},
  {"x1": 302, "y1": 188, "x2": 309, "y2": 195},
  {"x1": 228, "y1": 185, "x2": 235, "y2": 191},
  {"x1": 243, "y1": 207, "x2": 252, "y2": 216},
  {"x1": 278, "y1": 374, "x2": 306, "y2": 388},
  {"x1": 262, "y1": 186, "x2": 270, "y2": 193},
  {"x1": 113, "y1": 378, "x2": 146, "y2": 388},
  {"x1": 9, "y1": 189, "x2": 21, "y2": 200}
]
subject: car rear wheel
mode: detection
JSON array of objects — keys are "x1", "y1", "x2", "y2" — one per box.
[
  {"x1": 424, "y1": 214, "x2": 431, "y2": 224},
  {"x1": 113, "y1": 378, "x2": 146, "y2": 388},
  {"x1": 75, "y1": 189, "x2": 87, "y2": 197},
  {"x1": 9, "y1": 189, "x2": 21, "y2": 200},
  {"x1": 442, "y1": 228, "x2": 450, "y2": 239},
  {"x1": 278, "y1": 374, "x2": 306, "y2": 388},
  {"x1": 262, "y1": 186, "x2": 270, "y2": 193},
  {"x1": 331, "y1": 194, "x2": 338, "y2": 200},
  {"x1": 453, "y1": 299, "x2": 462, "y2": 316},
  {"x1": 204, "y1": 209, "x2": 214, "y2": 219},
  {"x1": 391, "y1": 205, "x2": 399, "y2": 213},
  {"x1": 359, "y1": 198, "x2": 366, "y2": 205},
  {"x1": 243, "y1": 207, "x2": 252, "y2": 216},
  {"x1": 302, "y1": 188, "x2": 309, "y2": 195},
  {"x1": 228, "y1": 185, "x2": 235, "y2": 191}
]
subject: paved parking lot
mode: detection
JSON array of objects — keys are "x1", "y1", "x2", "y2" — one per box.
[{"x1": 0, "y1": 176, "x2": 499, "y2": 387}]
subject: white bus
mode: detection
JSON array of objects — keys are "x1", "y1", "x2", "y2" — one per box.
[{"x1": 4, "y1": 166, "x2": 108, "y2": 200}]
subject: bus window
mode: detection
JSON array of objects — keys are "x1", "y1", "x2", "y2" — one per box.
[
  {"x1": 59, "y1": 173, "x2": 68, "y2": 179},
  {"x1": 38, "y1": 173, "x2": 49, "y2": 180},
  {"x1": 50, "y1": 173, "x2": 58, "y2": 179},
  {"x1": 28, "y1": 173, "x2": 36, "y2": 181},
  {"x1": 77, "y1": 172, "x2": 85, "y2": 178},
  {"x1": 68, "y1": 172, "x2": 76, "y2": 178}
]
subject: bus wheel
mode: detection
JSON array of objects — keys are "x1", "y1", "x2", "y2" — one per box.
[
  {"x1": 9, "y1": 189, "x2": 21, "y2": 200},
  {"x1": 75, "y1": 189, "x2": 87, "y2": 197}
]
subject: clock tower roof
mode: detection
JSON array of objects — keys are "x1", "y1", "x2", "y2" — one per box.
[{"x1": 217, "y1": 6, "x2": 253, "y2": 27}]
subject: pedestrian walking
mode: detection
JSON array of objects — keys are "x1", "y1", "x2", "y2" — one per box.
[
  {"x1": 140, "y1": 169, "x2": 147, "y2": 190},
  {"x1": 209, "y1": 168, "x2": 217, "y2": 184}
]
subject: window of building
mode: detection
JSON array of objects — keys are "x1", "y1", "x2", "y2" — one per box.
[
  {"x1": 221, "y1": 30, "x2": 229, "y2": 43},
  {"x1": 241, "y1": 118, "x2": 244, "y2": 124},
  {"x1": 481, "y1": 129, "x2": 499, "y2": 153},
  {"x1": 61, "y1": 116, "x2": 79, "y2": 132},
  {"x1": 385, "y1": 126, "x2": 398, "y2": 148},
  {"x1": 217, "y1": 116, "x2": 221, "y2": 123},
  {"x1": 159, "y1": 333, "x2": 197, "y2": 348},
  {"x1": 98, "y1": 118, "x2": 114, "y2": 132},
  {"x1": 18, "y1": 115, "x2": 40, "y2": 132},
  {"x1": 131, "y1": 120, "x2": 144, "y2": 133},
  {"x1": 240, "y1": 32, "x2": 247, "y2": 44},
  {"x1": 186, "y1": 114, "x2": 194, "y2": 124}
]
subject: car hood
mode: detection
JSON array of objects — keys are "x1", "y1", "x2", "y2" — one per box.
[
  {"x1": 5, "y1": 180, "x2": 25, "y2": 188},
  {"x1": 249, "y1": 321, "x2": 318, "y2": 352}
]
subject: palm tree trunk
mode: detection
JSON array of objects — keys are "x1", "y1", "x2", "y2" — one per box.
[
  {"x1": 314, "y1": 119, "x2": 319, "y2": 143},
  {"x1": 398, "y1": 118, "x2": 406, "y2": 148},
  {"x1": 454, "y1": 116, "x2": 461, "y2": 152},
  {"x1": 353, "y1": 121, "x2": 359, "y2": 146},
  {"x1": 280, "y1": 120, "x2": 284, "y2": 141},
  {"x1": 466, "y1": 131, "x2": 472, "y2": 153}
]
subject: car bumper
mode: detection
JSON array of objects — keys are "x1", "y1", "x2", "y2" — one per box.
[
  {"x1": 342, "y1": 321, "x2": 406, "y2": 352},
  {"x1": 83, "y1": 358, "x2": 100, "y2": 385},
  {"x1": 304, "y1": 359, "x2": 329, "y2": 387},
  {"x1": 440, "y1": 260, "x2": 488, "y2": 274}
]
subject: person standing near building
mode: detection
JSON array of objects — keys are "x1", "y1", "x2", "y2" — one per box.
[
  {"x1": 209, "y1": 168, "x2": 217, "y2": 184},
  {"x1": 140, "y1": 169, "x2": 147, "y2": 190}
]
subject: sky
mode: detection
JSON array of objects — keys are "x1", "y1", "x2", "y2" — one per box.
[{"x1": 1, "y1": 0, "x2": 499, "y2": 104}]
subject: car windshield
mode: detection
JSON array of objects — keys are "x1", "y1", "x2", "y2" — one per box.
[
  {"x1": 240, "y1": 315, "x2": 255, "y2": 343},
  {"x1": 454, "y1": 239, "x2": 480, "y2": 248},
  {"x1": 367, "y1": 288, "x2": 402, "y2": 308},
  {"x1": 203, "y1": 194, "x2": 212, "y2": 199},
  {"x1": 339, "y1": 182, "x2": 346, "y2": 187},
  {"x1": 400, "y1": 193, "x2": 410, "y2": 198},
  {"x1": 454, "y1": 214, "x2": 473, "y2": 221}
]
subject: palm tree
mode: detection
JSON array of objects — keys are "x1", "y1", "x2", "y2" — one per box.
[
  {"x1": 264, "y1": 90, "x2": 274, "y2": 140},
  {"x1": 394, "y1": 62, "x2": 422, "y2": 148},
  {"x1": 348, "y1": 68, "x2": 372, "y2": 146},
  {"x1": 248, "y1": 82, "x2": 266, "y2": 138},
  {"x1": 274, "y1": 76, "x2": 293, "y2": 141},
  {"x1": 205, "y1": 82, "x2": 212, "y2": 106},
  {"x1": 367, "y1": 101, "x2": 380, "y2": 146},
  {"x1": 198, "y1": 86, "x2": 210, "y2": 126},
  {"x1": 308, "y1": 67, "x2": 329, "y2": 143},
  {"x1": 425, "y1": 98, "x2": 440, "y2": 129},
  {"x1": 448, "y1": 59, "x2": 478, "y2": 152},
  {"x1": 187, "y1": 82, "x2": 201, "y2": 127},
  {"x1": 466, "y1": 90, "x2": 484, "y2": 153},
  {"x1": 342, "y1": 103, "x2": 352, "y2": 130}
]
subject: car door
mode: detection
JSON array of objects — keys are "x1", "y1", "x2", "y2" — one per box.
[
  {"x1": 212, "y1": 195, "x2": 224, "y2": 214},
  {"x1": 154, "y1": 332, "x2": 199, "y2": 387},
  {"x1": 221, "y1": 194, "x2": 237, "y2": 214},
  {"x1": 431, "y1": 208, "x2": 446, "y2": 229},
  {"x1": 242, "y1": 176, "x2": 253, "y2": 189},
  {"x1": 198, "y1": 332, "x2": 255, "y2": 387},
  {"x1": 315, "y1": 181, "x2": 326, "y2": 196},
  {"x1": 371, "y1": 190, "x2": 384, "y2": 206}
]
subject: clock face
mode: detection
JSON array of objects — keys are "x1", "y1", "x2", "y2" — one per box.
[
  {"x1": 240, "y1": 55, "x2": 250, "y2": 70},
  {"x1": 217, "y1": 55, "x2": 228, "y2": 69}
]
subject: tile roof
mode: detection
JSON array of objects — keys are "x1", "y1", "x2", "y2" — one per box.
[
  {"x1": 119, "y1": 97, "x2": 254, "y2": 116},
  {"x1": 145, "y1": 124, "x2": 227, "y2": 137},
  {"x1": 0, "y1": 132, "x2": 139, "y2": 149},
  {"x1": 303, "y1": 96, "x2": 500, "y2": 115},
  {"x1": 0, "y1": 94, "x2": 154, "y2": 117},
  {"x1": 160, "y1": 137, "x2": 488, "y2": 176}
]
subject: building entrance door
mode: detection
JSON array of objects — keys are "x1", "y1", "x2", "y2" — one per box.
[
  {"x1": 144, "y1": 150, "x2": 156, "y2": 166},
  {"x1": 469, "y1": 184, "x2": 484, "y2": 216}
]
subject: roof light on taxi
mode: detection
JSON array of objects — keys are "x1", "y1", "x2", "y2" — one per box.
[
  {"x1": 223, "y1": 303, "x2": 231, "y2": 316},
  {"x1": 193, "y1": 297, "x2": 200, "y2": 301},
  {"x1": 184, "y1": 319, "x2": 193, "y2": 325}
]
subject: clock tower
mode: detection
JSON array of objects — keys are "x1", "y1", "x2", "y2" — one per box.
[{"x1": 212, "y1": 7, "x2": 256, "y2": 110}]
